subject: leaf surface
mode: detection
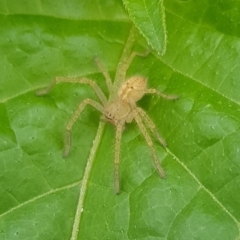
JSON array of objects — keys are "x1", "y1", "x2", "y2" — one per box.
[{"x1": 0, "y1": 0, "x2": 240, "y2": 239}]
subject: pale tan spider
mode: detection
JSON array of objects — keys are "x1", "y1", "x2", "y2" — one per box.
[{"x1": 36, "y1": 50, "x2": 178, "y2": 194}]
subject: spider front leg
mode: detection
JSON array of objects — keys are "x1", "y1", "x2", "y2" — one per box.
[
  {"x1": 133, "y1": 109, "x2": 166, "y2": 178},
  {"x1": 114, "y1": 123, "x2": 124, "y2": 194},
  {"x1": 36, "y1": 76, "x2": 107, "y2": 105},
  {"x1": 63, "y1": 99, "x2": 104, "y2": 157}
]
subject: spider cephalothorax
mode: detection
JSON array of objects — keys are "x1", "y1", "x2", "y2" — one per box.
[
  {"x1": 36, "y1": 51, "x2": 178, "y2": 194},
  {"x1": 103, "y1": 99, "x2": 132, "y2": 125},
  {"x1": 103, "y1": 76, "x2": 147, "y2": 126}
]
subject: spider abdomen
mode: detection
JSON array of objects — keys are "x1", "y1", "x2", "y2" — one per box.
[{"x1": 118, "y1": 76, "x2": 147, "y2": 104}]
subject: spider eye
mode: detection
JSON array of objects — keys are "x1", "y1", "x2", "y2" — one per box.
[{"x1": 105, "y1": 112, "x2": 114, "y2": 120}]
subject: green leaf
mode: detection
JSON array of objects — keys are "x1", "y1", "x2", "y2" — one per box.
[
  {"x1": 123, "y1": 0, "x2": 167, "y2": 55},
  {"x1": 1, "y1": 0, "x2": 240, "y2": 240}
]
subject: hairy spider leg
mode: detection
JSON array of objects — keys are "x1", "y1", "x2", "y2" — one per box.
[
  {"x1": 114, "y1": 25, "x2": 138, "y2": 86},
  {"x1": 63, "y1": 99, "x2": 104, "y2": 157},
  {"x1": 36, "y1": 77, "x2": 107, "y2": 157},
  {"x1": 94, "y1": 57, "x2": 113, "y2": 93},
  {"x1": 133, "y1": 109, "x2": 166, "y2": 178},
  {"x1": 114, "y1": 50, "x2": 150, "y2": 90},
  {"x1": 137, "y1": 89, "x2": 178, "y2": 146},
  {"x1": 136, "y1": 107, "x2": 167, "y2": 147},
  {"x1": 145, "y1": 88, "x2": 179, "y2": 100},
  {"x1": 36, "y1": 77, "x2": 108, "y2": 105},
  {"x1": 114, "y1": 124, "x2": 123, "y2": 194}
]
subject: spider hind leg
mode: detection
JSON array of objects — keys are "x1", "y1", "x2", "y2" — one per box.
[
  {"x1": 133, "y1": 109, "x2": 166, "y2": 178},
  {"x1": 137, "y1": 107, "x2": 167, "y2": 147},
  {"x1": 63, "y1": 99, "x2": 104, "y2": 157}
]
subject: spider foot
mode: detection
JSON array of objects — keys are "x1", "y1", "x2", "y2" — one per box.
[
  {"x1": 157, "y1": 167, "x2": 166, "y2": 179},
  {"x1": 63, "y1": 130, "x2": 71, "y2": 158},
  {"x1": 35, "y1": 80, "x2": 56, "y2": 96},
  {"x1": 165, "y1": 94, "x2": 179, "y2": 100},
  {"x1": 114, "y1": 180, "x2": 120, "y2": 195}
]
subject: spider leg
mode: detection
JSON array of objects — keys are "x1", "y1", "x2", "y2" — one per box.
[
  {"x1": 114, "y1": 123, "x2": 123, "y2": 194},
  {"x1": 63, "y1": 99, "x2": 104, "y2": 157},
  {"x1": 145, "y1": 88, "x2": 179, "y2": 100},
  {"x1": 114, "y1": 25, "x2": 139, "y2": 85},
  {"x1": 114, "y1": 48, "x2": 150, "y2": 89},
  {"x1": 133, "y1": 109, "x2": 166, "y2": 178},
  {"x1": 136, "y1": 107, "x2": 167, "y2": 147},
  {"x1": 94, "y1": 57, "x2": 113, "y2": 93},
  {"x1": 124, "y1": 50, "x2": 150, "y2": 74},
  {"x1": 117, "y1": 50, "x2": 150, "y2": 85},
  {"x1": 36, "y1": 77, "x2": 108, "y2": 105}
]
